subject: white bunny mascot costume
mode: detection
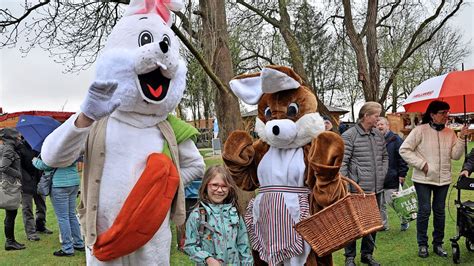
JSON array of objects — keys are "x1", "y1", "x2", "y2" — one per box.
[{"x1": 41, "y1": 0, "x2": 205, "y2": 264}]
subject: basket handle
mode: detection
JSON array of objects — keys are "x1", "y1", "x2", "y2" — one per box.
[{"x1": 340, "y1": 175, "x2": 365, "y2": 194}]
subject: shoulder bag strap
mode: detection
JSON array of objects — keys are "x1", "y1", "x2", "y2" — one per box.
[
  {"x1": 157, "y1": 120, "x2": 180, "y2": 168},
  {"x1": 49, "y1": 168, "x2": 58, "y2": 191},
  {"x1": 157, "y1": 119, "x2": 187, "y2": 225}
]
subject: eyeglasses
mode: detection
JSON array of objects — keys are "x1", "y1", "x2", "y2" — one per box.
[
  {"x1": 436, "y1": 110, "x2": 449, "y2": 115},
  {"x1": 208, "y1": 183, "x2": 229, "y2": 192}
]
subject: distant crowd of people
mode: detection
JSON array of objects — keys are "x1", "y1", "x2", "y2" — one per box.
[
  {"x1": 0, "y1": 128, "x2": 83, "y2": 256},
  {"x1": 1, "y1": 100, "x2": 473, "y2": 265}
]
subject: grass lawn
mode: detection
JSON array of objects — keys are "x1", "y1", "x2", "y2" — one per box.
[{"x1": 1, "y1": 144, "x2": 473, "y2": 265}]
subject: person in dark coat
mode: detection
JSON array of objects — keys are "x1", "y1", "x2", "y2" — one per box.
[
  {"x1": 377, "y1": 117, "x2": 409, "y2": 231},
  {"x1": 0, "y1": 128, "x2": 26, "y2": 251},
  {"x1": 460, "y1": 148, "x2": 474, "y2": 177},
  {"x1": 15, "y1": 138, "x2": 52, "y2": 241}
]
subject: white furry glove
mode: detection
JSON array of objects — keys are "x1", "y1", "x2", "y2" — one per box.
[{"x1": 80, "y1": 80, "x2": 121, "y2": 121}]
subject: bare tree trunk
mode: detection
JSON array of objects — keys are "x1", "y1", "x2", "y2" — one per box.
[
  {"x1": 365, "y1": 0, "x2": 380, "y2": 101},
  {"x1": 342, "y1": 0, "x2": 375, "y2": 101},
  {"x1": 200, "y1": 0, "x2": 242, "y2": 143}
]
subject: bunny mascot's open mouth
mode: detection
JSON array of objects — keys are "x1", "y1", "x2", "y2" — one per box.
[{"x1": 138, "y1": 68, "x2": 171, "y2": 102}]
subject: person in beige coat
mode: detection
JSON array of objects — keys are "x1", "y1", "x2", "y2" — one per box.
[{"x1": 399, "y1": 100, "x2": 469, "y2": 259}]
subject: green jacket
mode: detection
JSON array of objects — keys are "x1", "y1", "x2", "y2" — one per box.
[{"x1": 184, "y1": 202, "x2": 253, "y2": 265}]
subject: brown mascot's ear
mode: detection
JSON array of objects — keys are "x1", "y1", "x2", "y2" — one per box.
[
  {"x1": 229, "y1": 72, "x2": 262, "y2": 105},
  {"x1": 261, "y1": 66, "x2": 301, "y2": 94}
]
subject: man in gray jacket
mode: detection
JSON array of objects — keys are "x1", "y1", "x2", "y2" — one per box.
[{"x1": 340, "y1": 102, "x2": 388, "y2": 266}]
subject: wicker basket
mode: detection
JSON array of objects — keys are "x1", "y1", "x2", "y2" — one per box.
[{"x1": 294, "y1": 176, "x2": 383, "y2": 257}]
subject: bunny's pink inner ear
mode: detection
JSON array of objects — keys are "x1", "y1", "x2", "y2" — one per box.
[
  {"x1": 127, "y1": 0, "x2": 175, "y2": 23},
  {"x1": 155, "y1": 1, "x2": 171, "y2": 23},
  {"x1": 129, "y1": 0, "x2": 153, "y2": 15}
]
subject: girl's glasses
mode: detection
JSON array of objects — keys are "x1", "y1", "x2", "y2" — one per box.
[{"x1": 208, "y1": 183, "x2": 229, "y2": 192}]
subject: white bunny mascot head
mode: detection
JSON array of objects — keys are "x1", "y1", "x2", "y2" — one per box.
[{"x1": 82, "y1": 0, "x2": 187, "y2": 124}]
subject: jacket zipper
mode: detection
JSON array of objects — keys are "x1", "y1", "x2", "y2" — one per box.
[
  {"x1": 437, "y1": 131, "x2": 441, "y2": 185},
  {"x1": 221, "y1": 206, "x2": 227, "y2": 264},
  {"x1": 371, "y1": 134, "x2": 377, "y2": 193}
]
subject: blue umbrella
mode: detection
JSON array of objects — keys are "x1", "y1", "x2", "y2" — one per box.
[{"x1": 15, "y1": 115, "x2": 61, "y2": 152}]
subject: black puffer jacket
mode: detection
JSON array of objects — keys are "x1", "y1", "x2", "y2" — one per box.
[
  {"x1": 0, "y1": 128, "x2": 22, "y2": 183},
  {"x1": 16, "y1": 141, "x2": 42, "y2": 194}
]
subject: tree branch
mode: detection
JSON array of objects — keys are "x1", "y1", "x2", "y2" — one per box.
[
  {"x1": 376, "y1": 0, "x2": 401, "y2": 27},
  {"x1": 379, "y1": 0, "x2": 462, "y2": 104},
  {"x1": 173, "y1": 10, "x2": 199, "y2": 40},
  {"x1": 0, "y1": 0, "x2": 50, "y2": 27},
  {"x1": 236, "y1": 0, "x2": 280, "y2": 28},
  {"x1": 360, "y1": 0, "x2": 401, "y2": 38},
  {"x1": 240, "y1": 54, "x2": 274, "y2": 65},
  {"x1": 171, "y1": 24, "x2": 231, "y2": 95}
]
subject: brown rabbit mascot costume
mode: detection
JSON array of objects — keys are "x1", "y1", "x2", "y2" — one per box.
[{"x1": 223, "y1": 65, "x2": 347, "y2": 266}]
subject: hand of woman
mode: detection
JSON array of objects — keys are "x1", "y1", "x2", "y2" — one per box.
[
  {"x1": 205, "y1": 257, "x2": 221, "y2": 266},
  {"x1": 422, "y1": 163, "x2": 428, "y2": 175},
  {"x1": 459, "y1": 125, "x2": 469, "y2": 140},
  {"x1": 399, "y1": 177, "x2": 405, "y2": 184},
  {"x1": 460, "y1": 170, "x2": 470, "y2": 177}
]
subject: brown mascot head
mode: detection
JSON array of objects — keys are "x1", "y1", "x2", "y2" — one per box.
[{"x1": 230, "y1": 65, "x2": 325, "y2": 149}]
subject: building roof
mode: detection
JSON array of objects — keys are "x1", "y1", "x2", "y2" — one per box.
[
  {"x1": 327, "y1": 106, "x2": 349, "y2": 114},
  {"x1": 0, "y1": 111, "x2": 75, "y2": 123}
]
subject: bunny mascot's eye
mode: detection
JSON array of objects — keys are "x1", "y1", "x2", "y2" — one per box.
[
  {"x1": 139, "y1": 31, "x2": 154, "y2": 46},
  {"x1": 287, "y1": 103, "x2": 299, "y2": 117},
  {"x1": 159, "y1": 34, "x2": 171, "y2": 53},
  {"x1": 264, "y1": 107, "x2": 272, "y2": 120}
]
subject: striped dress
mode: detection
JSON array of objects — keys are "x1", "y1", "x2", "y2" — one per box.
[{"x1": 245, "y1": 147, "x2": 311, "y2": 265}]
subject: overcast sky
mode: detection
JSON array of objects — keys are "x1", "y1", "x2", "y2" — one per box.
[{"x1": 0, "y1": 1, "x2": 473, "y2": 114}]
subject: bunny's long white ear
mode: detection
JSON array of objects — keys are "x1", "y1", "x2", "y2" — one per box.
[
  {"x1": 125, "y1": 0, "x2": 184, "y2": 25},
  {"x1": 261, "y1": 67, "x2": 301, "y2": 94},
  {"x1": 229, "y1": 73, "x2": 263, "y2": 105}
]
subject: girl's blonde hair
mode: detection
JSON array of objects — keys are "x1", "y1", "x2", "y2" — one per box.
[
  {"x1": 198, "y1": 165, "x2": 241, "y2": 213},
  {"x1": 358, "y1": 101, "x2": 382, "y2": 122}
]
